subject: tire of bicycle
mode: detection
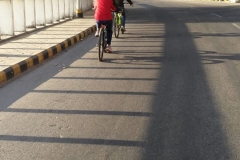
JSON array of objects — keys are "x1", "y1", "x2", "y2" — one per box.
[
  {"x1": 98, "y1": 28, "x2": 104, "y2": 62},
  {"x1": 121, "y1": 28, "x2": 125, "y2": 34},
  {"x1": 114, "y1": 17, "x2": 120, "y2": 38}
]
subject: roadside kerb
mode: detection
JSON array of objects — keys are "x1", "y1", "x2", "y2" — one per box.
[{"x1": 0, "y1": 25, "x2": 96, "y2": 86}]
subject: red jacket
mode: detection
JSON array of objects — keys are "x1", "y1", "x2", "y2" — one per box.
[{"x1": 94, "y1": 0, "x2": 117, "y2": 21}]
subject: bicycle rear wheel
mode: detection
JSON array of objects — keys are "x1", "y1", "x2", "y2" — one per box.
[
  {"x1": 114, "y1": 17, "x2": 120, "y2": 38},
  {"x1": 98, "y1": 28, "x2": 104, "y2": 61},
  {"x1": 121, "y1": 28, "x2": 125, "y2": 34}
]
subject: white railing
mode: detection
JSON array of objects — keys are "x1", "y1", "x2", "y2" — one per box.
[{"x1": 0, "y1": 0, "x2": 93, "y2": 40}]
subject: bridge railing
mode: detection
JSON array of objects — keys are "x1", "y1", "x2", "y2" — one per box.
[{"x1": 0, "y1": 0, "x2": 93, "y2": 41}]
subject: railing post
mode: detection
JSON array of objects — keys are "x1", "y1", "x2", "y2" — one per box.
[
  {"x1": 34, "y1": 0, "x2": 36, "y2": 27},
  {"x1": 52, "y1": 0, "x2": 59, "y2": 22},
  {"x1": 11, "y1": 0, "x2": 15, "y2": 36},
  {"x1": 58, "y1": 0, "x2": 64, "y2": 20},
  {"x1": 0, "y1": 10, "x2": 1, "y2": 39},
  {"x1": 68, "y1": 0, "x2": 71, "y2": 18},
  {"x1": 58, "y1": 0, "x2": 60, "y2": 21},
  {"x1": 43, "y1": 0, "x2": 46, "y2": 25},
  {"x1": 45, "y1": 0, "x2": 54, "y2": 24},
  {"x1": 13, "y1": 0, "x2": 26, "y2": 32},
  {"x1": 57, "y1": 0, "x2": 59, "y2": 21},
  {"x1": 23, "y1": 0, "x2": 26, "y2": 32},
  {"x1": 51, "y1": 0, "x2": 54, "y2": 23},
  {"x1": 73, "y1": 0, "x2": 75, "y2": 18},
  {"x1": 63, "y1": 0, "x2": 65, "y2": 18}
]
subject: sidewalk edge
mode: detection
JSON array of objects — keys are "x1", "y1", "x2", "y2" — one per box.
[{"x1": 0, "y1": 25, "x2": 96, "y2": 86}]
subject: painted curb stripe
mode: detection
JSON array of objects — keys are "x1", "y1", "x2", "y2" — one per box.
[
  {"x1": 56, "y1": 44, "x2": 62, "y2": 53},
  {"x1": 4, "y1": 67, "x2": 14, "y2": 80},
  {"x1": 0, "y1": 71, "x2": 6, "y2": 83},
  {"x1": 32, "y1": 55, "x2": 39, "y2": 66},
  {"x1": 19, "y1": 61, "x2": 28, "y2": 72},
  {"x1": 47, "y1": 48, "x2": 54, "y2": 58},
  {"x1": 42, "y1": 50, "x2": 49, "y2": 60},
  {"x1": 84, "y1": 30, "x2": 88, "y2": 36},
  {"x1": 0, "y1": 25, "x2": 96, "y2": 86},
  {"x1": 76, "y1": 34, "x2": 80, "y2": 41},
  {"x1": 36, "y1": 52, "x2": 44, "y2": 64},
  {"x1": 12, "y1": 64, "x2": 21, "y2": 76},
  {"x1": 79, "y1": 33, "x2": 82, "y2": 39},
  {"x1": 60, "y1": 42, "x2": 66, "y2": 50},
  {"x1": 70, "y1": 37, "x2": 74, "y2": 45},
  {"x1": 51, "y1": 46, "x2": 58, "y2": 56},
  {"x1": 73, "y1": 36, "x2": 77, "y2": 43},
  {"x1": 67, "y1": 39, "x2": 71, "y2": 47},
  {"x1": 81, "y1": 32, "x2": 85, "y2": 39}
]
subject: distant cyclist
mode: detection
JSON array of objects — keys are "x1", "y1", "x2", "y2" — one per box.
[
  {"x1": 115, "y1": 0, "x2": 134, "y2": 32},
  {"x1": 93, "y1": 0, "x2": 120, "y2": 53}
]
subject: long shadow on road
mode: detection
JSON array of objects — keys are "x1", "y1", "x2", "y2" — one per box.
[{"x1": 136, "y1": 3, "x2": 232, "y2": 160}]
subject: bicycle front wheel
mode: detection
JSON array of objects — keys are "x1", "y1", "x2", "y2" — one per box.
[{"x1": 98, "y1": 28, "x2": 104, "y2": 61}]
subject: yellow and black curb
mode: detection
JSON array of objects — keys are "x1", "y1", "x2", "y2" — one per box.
[{"x1": 0, "y1": 25, "x2": 96, "y2": 86}]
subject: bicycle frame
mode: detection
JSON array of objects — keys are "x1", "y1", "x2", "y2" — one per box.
[{"x1": 116, "y1": 12, "x2": 122, "y2": 26}]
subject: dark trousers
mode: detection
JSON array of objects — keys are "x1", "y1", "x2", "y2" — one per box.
[{"x1": 96, "y1": 20, "x2": 113, "y2": 45}]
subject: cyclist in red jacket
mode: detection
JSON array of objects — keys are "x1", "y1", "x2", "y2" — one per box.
[{"x1": 93, "y1": 0, "x2": 119, "y2": 53}]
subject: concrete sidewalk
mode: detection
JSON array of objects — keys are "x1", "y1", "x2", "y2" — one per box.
[{"x1": 0, "y1": 9, "x2": 96, "y2": 86}]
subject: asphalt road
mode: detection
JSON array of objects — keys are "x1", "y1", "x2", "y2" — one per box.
[{"x1": 1, "y1": 0, "x2": 240, "y2": 159}]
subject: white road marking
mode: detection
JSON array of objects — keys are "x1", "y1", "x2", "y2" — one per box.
[
  {"x1": 211, "y1": 13, "x2": 222, "y2": 18},
  {"x1": 194, "y1": 8, "x2": 207, "y2": 12},
  {"x1": 232, "y1": 23, "x2": 240, "y2": 30}
]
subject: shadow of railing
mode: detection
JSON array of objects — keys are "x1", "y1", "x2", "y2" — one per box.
[{"x1": 0, "y1": 135, "x2": 145, "y2": 147}]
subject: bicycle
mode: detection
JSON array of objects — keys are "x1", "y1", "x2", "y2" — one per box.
[
  {"x1": 113, "y1": 10, "x2": 123, "y2": 38},
  {"x1": 113, "y1": 2, "x2": 133, "y2": 38},
  {"x1": 98, "y1": 24, "x2": 107, "y2": 62}
]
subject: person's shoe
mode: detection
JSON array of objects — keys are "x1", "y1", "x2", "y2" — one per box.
[
  {"x1": 121, "y1": 26, "x2": 126, "y2": 31},
  {"x1": 95, "y1": 31, "x2": 99, "y2": 37},
  {"x1": 105, "y1": 45, "x2": 113, "y2": 53}
]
